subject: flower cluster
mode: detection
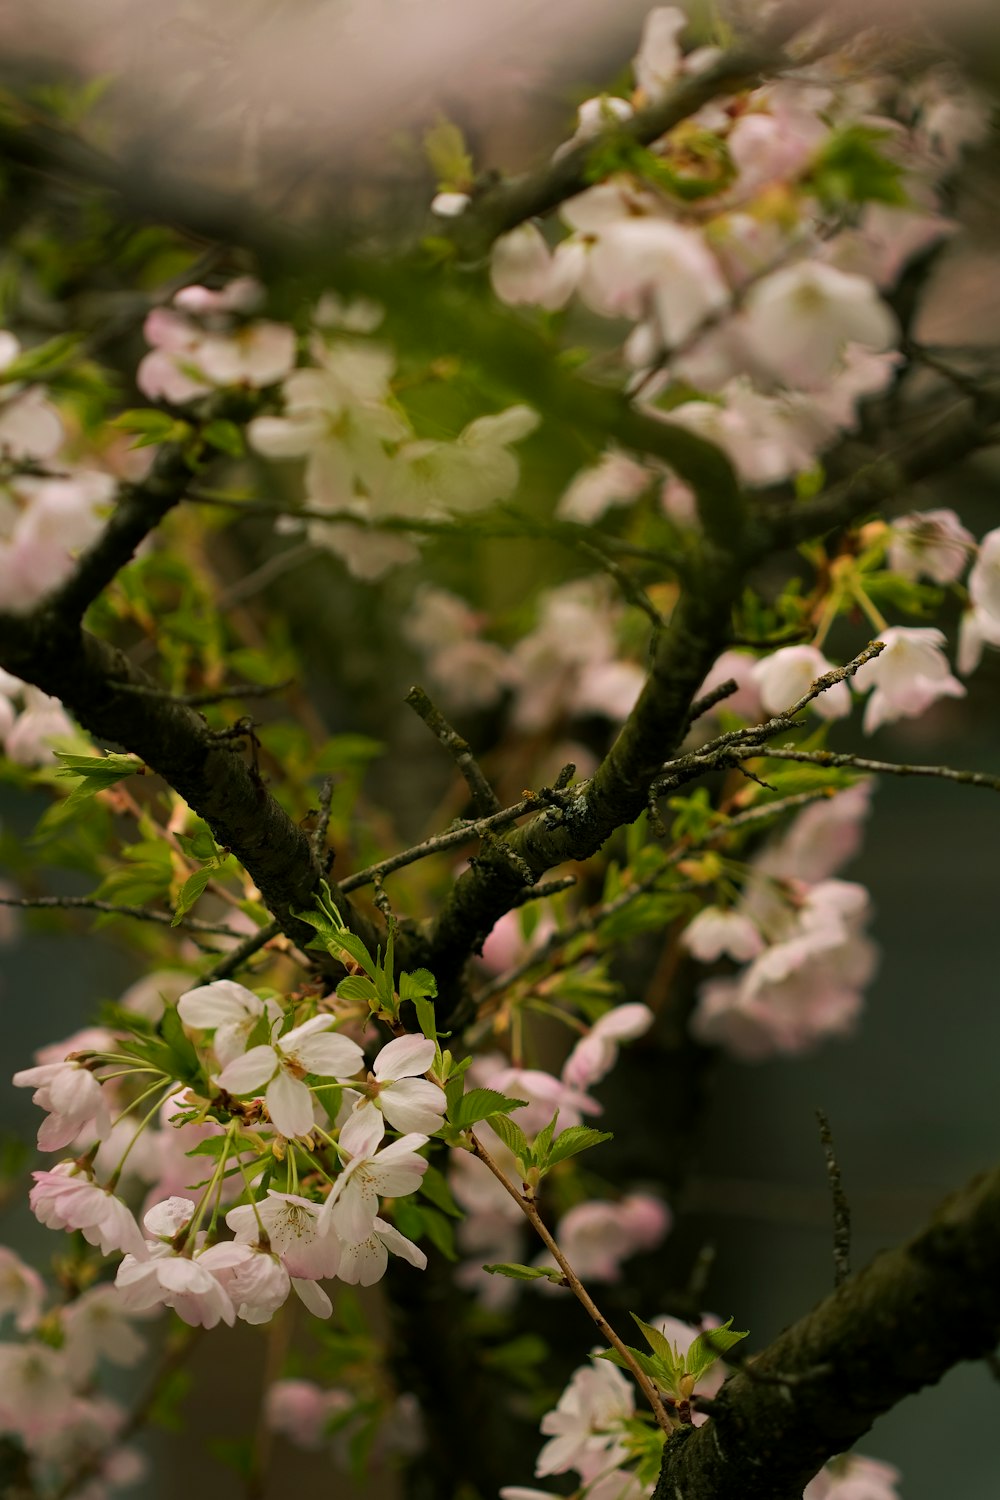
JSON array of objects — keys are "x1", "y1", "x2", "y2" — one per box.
[{"x1": 684, "y1": 784, "x2": 878, "y2": 1059}]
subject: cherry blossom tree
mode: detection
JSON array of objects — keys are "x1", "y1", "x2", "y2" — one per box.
[{"x1": 0, "y1": 3, "x2": 998, "y2": 1498}]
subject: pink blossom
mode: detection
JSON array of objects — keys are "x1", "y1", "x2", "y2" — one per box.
[
  {"x1": 561, "y1": 1003, "x2": 654, "y2": 1089},
  {"x1": 753, "y1": 645, "x2": 852, "y2": 720},
  {"x1": 337, "y1": 1215, "x2": 426, "y2": 1286},
  {"x1": 265, "y1": 1378, "x2": 353, "y2": 1449},
  {"x1": 803, "y1": 1453, "x2": 901, "y2": 1500},
  {"x1": 0, "y1": 1246, "x2": 45, "y2": 1331},
  {"x1": 490, "y1": 225, "x2": 577, "y2": 311},
  {"x1": 115, "y1": 1243, "x2": 236, "y2": 1329},
  {"x1": 556, "y1": 450, "x2": 652, "y2": 524},
  {"x1": 13, "y1": 1057, "x2": 111, "y2": 1152},
  {"x1": 29, "y1": 1163, "x2": 147, "y2": 1258},
  {"x1": 743, "y1": 263, "x2": 897, "y2": 389},
  {"x1": 535, "y1": 1356, "x2": 633, "y2": 1478},
  {"x1": 490, "y1": 1066, "x2": 600, "y2": 1135},
  {"x1": 888, "y1": 509, "x2": 974, "y2": 583},
  {"x1": 60, "y1": 1285, "x2": 147, "y2": 1381},
  {"x1": 958, "y1": 603, "x2": 1000, "y2": 675},
  {"x1": 321, "y1": 1110, "x2": 428, "y2": 1245},
  {"x1": 227, "y1": 1189, "x2": 340, "y2": 1280},
  {"x1": 0, "y1": 1342, "x2": 76, "y2": 1443},
  {"x1": 2, "y1": 686, "x2": 75, "y2": 766},
  {"x1": 759, "y1": 783, "x2": 873, "y2": 884},
  {"x1": 681, "y1": 907, "x2": 765, "y2": 964},
  {"x1": 543, "y1": 1193, "x2": 670, "y2": 1282},
  {"x1": 852, "y1": 626, "x2": 964, "y2": 732},
  {"x1": 216, "y1": 1015, "x2": 364, "y2": 1140},
  {"x1": 197, "y1": 1241, "x2": 297, "y2": 1324}
]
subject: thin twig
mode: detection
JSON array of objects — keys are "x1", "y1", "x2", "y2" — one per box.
[
  {"x1": 110, "y1": 678, "x2": 293, "y2": 706},
  {"x1": 468, "y1": 1132, "x2": 675, "y2": 1436},
  {"x1": 751, "y1": 746, "x2": 1000, "y2": 794},
  {"x1": 683, "y1": 678, "x2": 739, "y2": 732},
  {"x1": 203, "y1": 919, "x2": 282, "y2": 981},
  {"x1": 816, "y1": 1109, "x2": 852, "y2": 1287},
  {"x1": 337, "y1": 794, "x2": 551, "y2": 894},
  {"x1": 0, "y1": 894, "x2": 242, "y2": 936},
  {"x1": 406, "y1": 684, "x2": 501, "y2": 816},
  {"x1": 311, "y1": 775, "x2": 336, "y2": 866}
]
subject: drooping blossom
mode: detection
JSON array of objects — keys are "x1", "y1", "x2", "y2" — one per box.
[
  {"x1": 265, "y1": 1379, "x2": 354, "y2": 1449},
  {"x1": 0, "y1": 1246, "x2": 45, "y2": 1332},
  {"x1": 337, "y1": 1215, "x2": 427, "y2": 1286},
  {"x1": 887, "y1": 508, "x2": 974, "y2": 583},
  {"x1": 13, "y1": 1056, "x2": 112, "y2": 1152},
  {"x1": 753, "y1": 645, "x2": 852, "y2": 720},
  {"x1": 681, "y1": 907, "x2": 765, "y2": 964},
  {"x1": 535, "y1": 1355, "x2": 634, "y2": 1478},
  {"x1": 561, "y1": 1004, "x2": 654, "y2": 1090},
  {"x1": 227, "y1": 1190, "x2": 340, "y2": 1280},
  {"x1": 742, "y1": 263, "x2": 897, "y2": 389},
  {"x1": 803, "y1": 1453, "x2": 902, "y2": 1500},
  {"x1": 852, "y1": 626, "x2": 964, "y2": 732},
  {"x1": 60, "y1": 1285, "x2": 147, "y2": 1382},
  {"x1": 29, "y1": 1164, "x2": 147, "y2": 1259},
  {"x1": 539, "y1": 1193, "x2": 670, "y2": 1283}
]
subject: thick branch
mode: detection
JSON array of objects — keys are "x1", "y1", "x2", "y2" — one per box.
[
  {"x1": 0, "y1": 611, "x2": 382, "y2": 959},
  {"x1": 654, "y1": 1158, "x2": 1000, "y2": 1500}
]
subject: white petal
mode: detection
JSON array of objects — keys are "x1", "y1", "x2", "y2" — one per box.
[
  {"x1": 373, "y1": 1035, "x2": 435, "y2": 1082},
  {"x1": 178, "y1": 981, "x2": 262, "y2": 1029},
  {"x1": 266, "y1": 1071, "x2": 315, "y2": 1139},
  {"x1": 217, "y1": 1045, "x2": 277, "y2": 1095},
  {"x1": 292, "y1": 1277, "x2": 333, "y2": 1317},
  {"x1": 291, "y1": 1031, "x2": 365, "y2": 1079}
]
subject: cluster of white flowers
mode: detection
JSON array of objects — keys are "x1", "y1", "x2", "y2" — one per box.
[
  {"x1": 480, "y1": 9, "x2": 985, "y2": 499},
  {"x1": 684, "y1": 785, "x2": 878, "y2": 1059},
  {"x1": 12, "y1": 980, "x2": 447, "y2": 1339},
  {"x1": 502, "y1": 1317, "x2": 901, "y2": 1500}
]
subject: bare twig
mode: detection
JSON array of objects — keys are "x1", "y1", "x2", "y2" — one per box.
[
  {"x1": 202, "y1": 920, "x2": 283, "y2": 982},
  {"x1": 816, "y1": 1109, "x2": 852, "y2": 1287},
  {"x1": 468, "y1": 1132, "x2": 675, "y2": 1436},
  {"x1": 0, "y1": 893, "x2": 242, "y2": 936},
  {"x1": 405, "y1": 685, "x2": 501, "y2": 816},
  {"x1": 750, "y1": 746, "x2": 1000, "y2": 794},
  {"x1": 110, "y1": 678, "x2": 294, "y2": 706}
]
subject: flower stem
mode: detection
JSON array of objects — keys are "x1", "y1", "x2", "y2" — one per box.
[{"x1": 468, "y1": 1131, "x2": 676, "y2": 1436}]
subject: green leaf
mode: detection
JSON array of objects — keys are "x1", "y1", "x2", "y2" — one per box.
[
  {"x1": 483, "y1": 1262, "x2": 565, "y2": 1284},
  {"x1": 452, "y1": 1088, "x2": 528, "y2": 1131},
  {"x1": 202, "y1": 418, "x2": 245, "y2": 457},
  {"x1": 159, "y1": 1003, "x2": 202, "y2": 1085},
  {"x1": 399, "y1": 968, "x2": 438, "y2": 1001},
  {"x1": 424, "y1": 116, "x2": 474, "y2": 189},
  {"x1": 545, "y1": 1126, "x2": 613, "y2": 1168},
  {"x1": 412, "y1": 993, "x2": 437, "y2": 1041},
  {"x1": 685, "y1": 1319, "x2": 749, "y2": 1382},
  {"x1": 113, "y1": 407, "x2": 189, "y2": 448},
  {"x1": 0, "y1": 332, "x2": 81, "y2": 383},
  {"x1": 53, "y1": 751, "x2": 141, "y2": 806},
  {"x1": 172, "y1": 866, "x2": 212, "y2": 925},
  {"x1": 531, "y1": 1112, "x2": 560, "y2": 1168},
  {"x1": 419, "y1": 1162, "x2": 463, "y2": 1219},
  {"x1": 630, "y1": 1314, "x2": 684, "y2": 1377},
  {"x1": 487, "y1": 1110, "x2": 531, "y2": 1165},
  {"x1": 418, "y1": 1204, "x2": 458, "y2": 1261},
  {"x1": 336, "y1": 974, "x2": 378, "y2": 1004},
  {"x1": 806, "y1": 124, "x2": 908, "y2": 209},
  {"x1": 595, "y1": 1344, "x2": 662, "y2": 1380}
]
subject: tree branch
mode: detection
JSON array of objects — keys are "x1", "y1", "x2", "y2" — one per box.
[
  {"x1": 444, "y1": 1, "x2": 819, "y2": 257},
  {"x1": 752, "y1": 746, "x2": 1000, "y2": 793},
  {"x1": 654, "y1": 1158, "x2": 1000, "y2": 1499}
]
